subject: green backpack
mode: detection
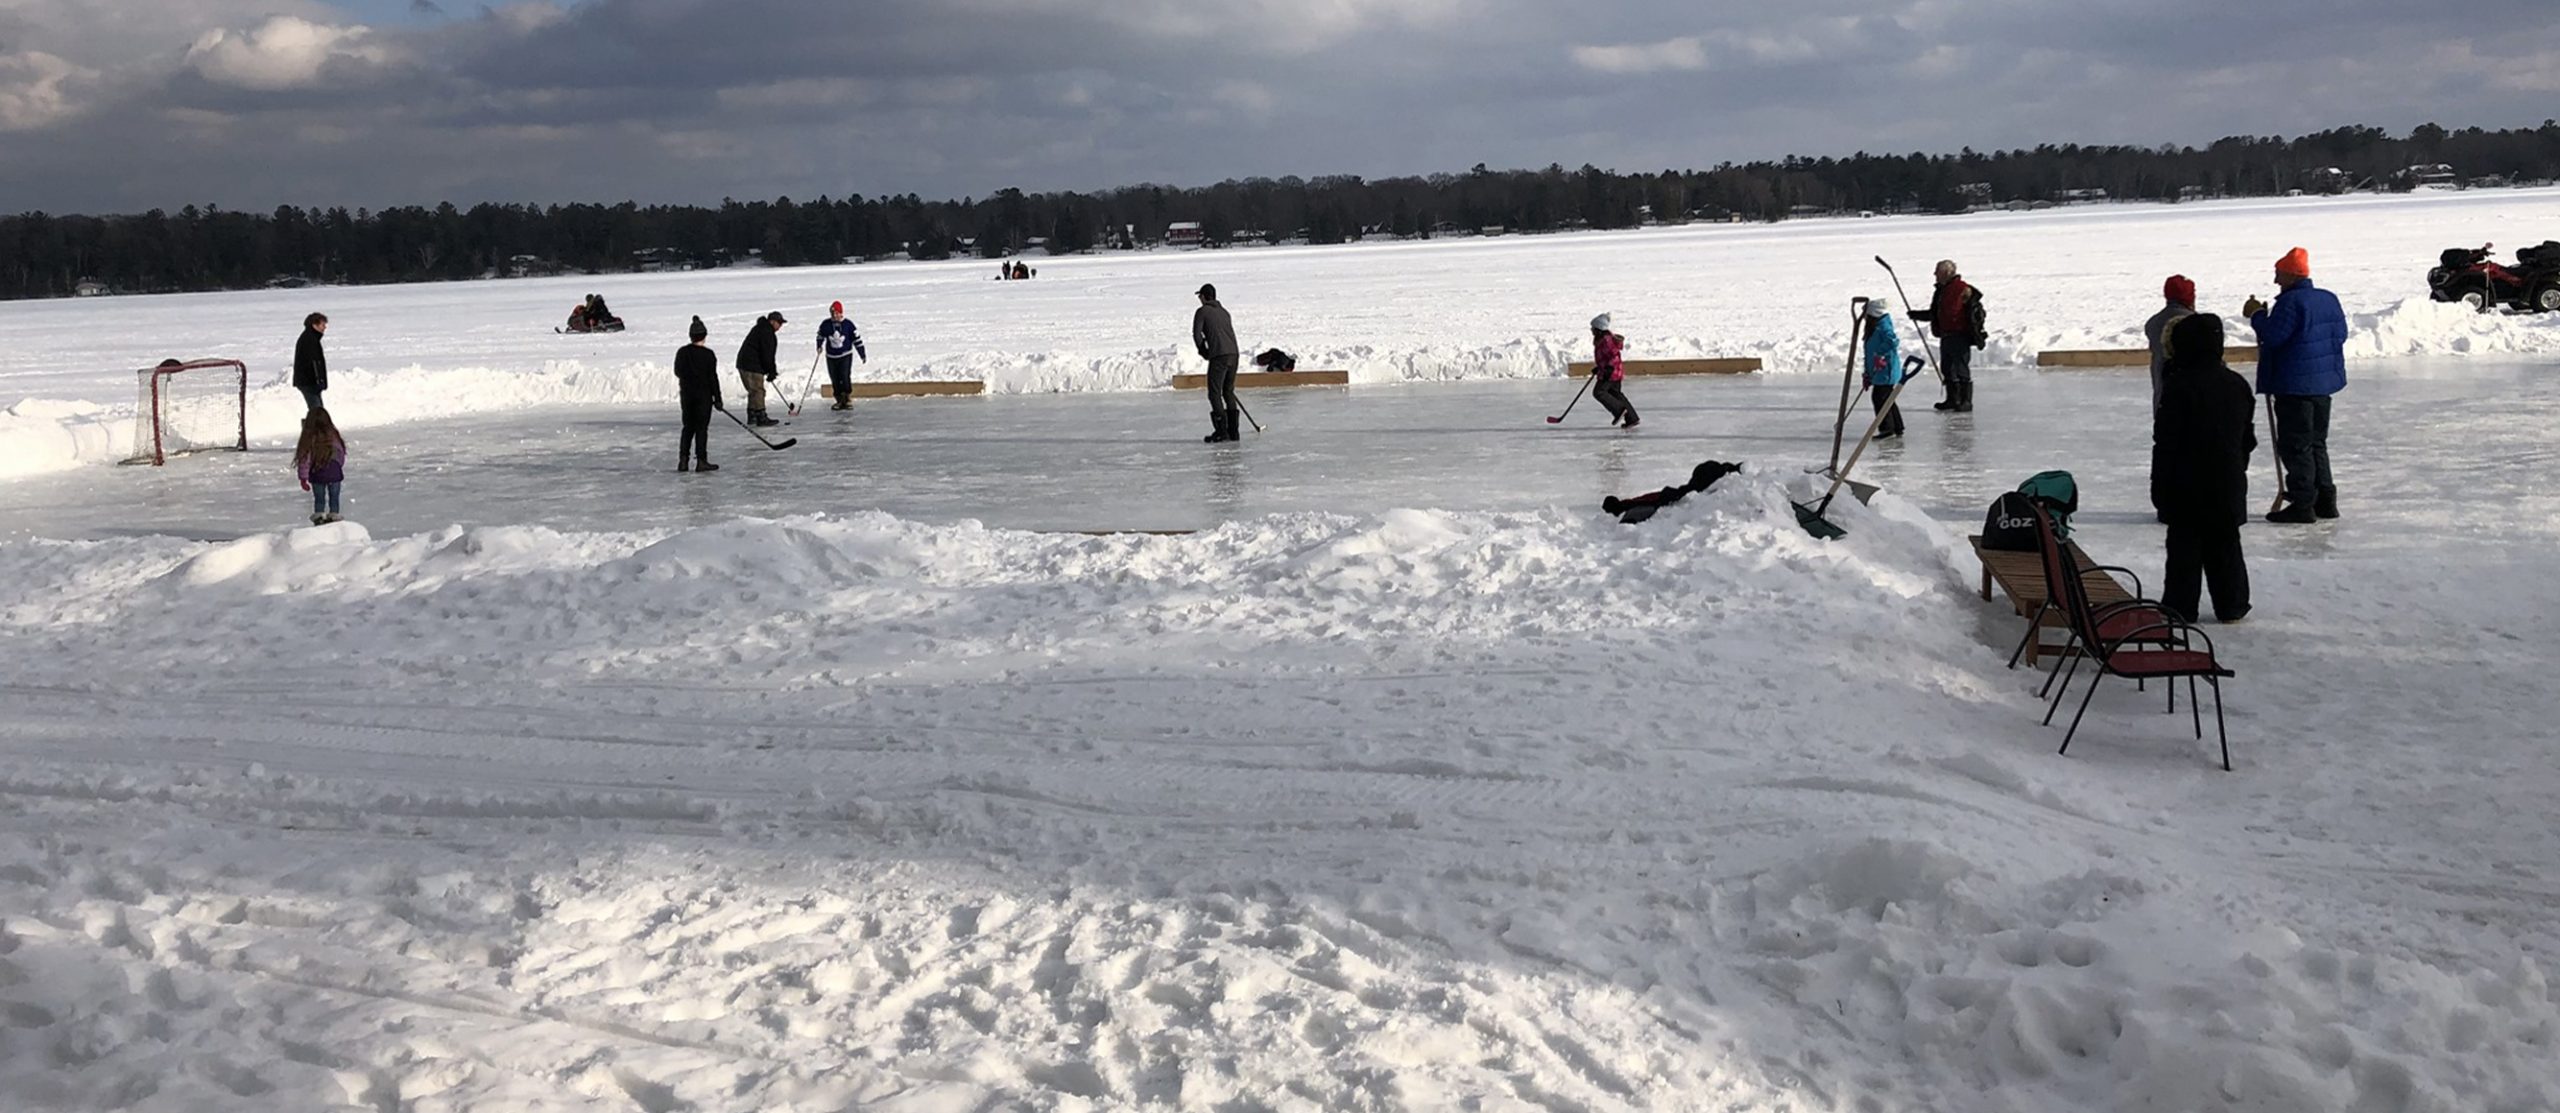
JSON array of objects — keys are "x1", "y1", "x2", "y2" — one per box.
[{"x1": 2017, "y1": 470, "x2": 2079, "y2": 538}]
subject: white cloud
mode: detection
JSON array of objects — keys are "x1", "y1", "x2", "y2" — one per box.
[
  {"x1": 0, "y1": 50, "x2": 94, "y2": 131},
  {"x1": 184, "y1": 15, "x2": 392, "y2": 91},
  {"x1": 1569, "y1": 36, "x2": 1707, "y2": 75}
]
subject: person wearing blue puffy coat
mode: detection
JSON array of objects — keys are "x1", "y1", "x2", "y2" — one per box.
[
  {"x1": 2244, "y1": 246, "x2": 2347, "y2": 522},
  {"x1": 1861, "y1": 300, "x2": 1907, "y2": 439}
]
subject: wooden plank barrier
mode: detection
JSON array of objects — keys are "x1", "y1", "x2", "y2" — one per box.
[
  {"x1": 822, "y1": 381, "x2": 985, "y2": 399},
  {"x1": 2037, "y1": 346, "x2": 2258, "y2": 368},
  {"x1": 1566, "y1": 357, "x2": 1762, "y2": 377},
  {"x1": 1170, "y1": 370, "x2": 1350, "y2": 389}
]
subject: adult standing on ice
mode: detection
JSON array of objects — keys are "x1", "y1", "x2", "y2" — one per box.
[
  {"x1": 1907, "y1": 260, "x2": 1979, "y2": 412},
  {"x1": 2244, "y1": 247, "x2": 2347, "y2": 523},
  {"x1": 293, "y1": 312, "x2": 329, "y2": 411},
  {"x1": 1589, "y1": 313, "x2": 1638, "y2": 428},
  {"x1": 2154, "y1": 313, "x2": 2255, "y2": 622},
  {"x1": 674, "y1": 316, "x2": 722, "y2": 472},
  {"x1": 2147, "y1": 275, "x2": 2198, "y2": 520},
  {"x1": 1192, "y1": 284, "x2": 1241, "y2": 443},
  {"x1": 816, "y1": 301, "x2": 866, "y2": 411},
  {"x1": 736, "y1": 311, "x2": 785, "y2": 427}
]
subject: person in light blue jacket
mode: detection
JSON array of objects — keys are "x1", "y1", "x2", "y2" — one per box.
[
  {"x1": 2244, "y1": 246, "x2": 2347, "y2": 522},
  {"x1": 1862, "y1": 299, "x2": 1907, "y2": 439}
]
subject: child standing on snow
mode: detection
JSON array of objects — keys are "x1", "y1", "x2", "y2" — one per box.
[
  {"x1": 1863, "y1": 299, "x2": 1906, "y2": 439},
  {"x1": 294, "y1": 408, "x2": 347, "y2": 524},
  {"x1": 1590, "y1": 313, "x2": 1638, "y2": 428}
]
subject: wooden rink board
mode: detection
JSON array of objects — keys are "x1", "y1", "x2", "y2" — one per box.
[
  {"x1": 1566, "y1": 357, "x2": 1762, "y2": 377},
  {"x1": 1170, "y1": 370, "x2": 1351, "y2": 389},
  {"x1": 2038, "y1": 347, "x2": 2258, "y2": 368},
  {"x1": 821, "y1": 381, "x2": 985, "y2": 399}
]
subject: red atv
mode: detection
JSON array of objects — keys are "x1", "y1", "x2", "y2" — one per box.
[{"x1": 2429, "y1": 242, "x2": 2560, "y2": 313}]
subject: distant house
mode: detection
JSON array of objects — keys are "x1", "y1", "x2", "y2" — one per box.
[
  {"x1": 1165, "y1": 221, "x2": 1204, "y2": 248},
  {"x1": 2399, "y1": 163, "x2": 2458, "y2": 189},
  {"x1": 2051, "y1": 187, "x2": 2110, "y2": 203},
  {"x1": 630, "y1": 247, "x2": 692, "y2": 273},
  {"x1": 73, "y1": 279, "x2": 107, "y2": 297}
]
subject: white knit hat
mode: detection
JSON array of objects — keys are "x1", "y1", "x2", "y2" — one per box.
[
  {"x1": 1863, "y1": 299, "x2": 1888, "y2": 318},
  {"x1": 1590, "y1": 313, "x2": 1612, "y2": 331}
]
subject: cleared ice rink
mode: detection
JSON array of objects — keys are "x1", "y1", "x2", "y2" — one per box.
[{"x1": 6, "y1": 358, "x2": 2548, "y2": 556}]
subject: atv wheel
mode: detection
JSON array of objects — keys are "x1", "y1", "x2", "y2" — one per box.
[
  {"x1": 2533, "y1": 280, "x2": 2560, "y2": 314},
  {"x1": 2459, "y1": 288, "x2": 2488, "y2": 311}
]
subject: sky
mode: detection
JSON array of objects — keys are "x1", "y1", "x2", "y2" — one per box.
[{"x1": 3, "y1": 0, "x2": 2557, "y2": 215}]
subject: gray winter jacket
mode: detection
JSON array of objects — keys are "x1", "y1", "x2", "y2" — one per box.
[{"x1": 1192, "y1": 301, "x2": 1238, "y2": 360}]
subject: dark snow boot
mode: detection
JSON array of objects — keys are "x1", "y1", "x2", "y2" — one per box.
[
  {"x1": 1933, "y1": 388, "x2": 1956, "y2": 411},
  {"x1": 678, "y1": 457, "x2": 691, "y2": 473},
  {"x1": 2266, "y1": 502, "x2": 2317, "y2": 524},
  {"x1": 1954, "y1": 382, "x2": 1975, "y2": 413},
  {"x1": 2315, "y1": 486, "x2": 2338, "y2": 519},
  {"x1": 695, "y1": 459, "x2": 718, "y2": 472}
]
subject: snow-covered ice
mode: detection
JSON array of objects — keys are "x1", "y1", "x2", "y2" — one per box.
[{"x1": 4, "y1": 192, "x2": 2560, "y2": 1112}]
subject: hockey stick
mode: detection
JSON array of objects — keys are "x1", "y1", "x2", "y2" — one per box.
[
  {"x1": 721, "y1": 406, "x2": 797, "y2": 450},
  {"x1": 1876, "y1": 256, "x2": 1949, "y2": 386},
  {"x1": 788, "y1": 352, "x2": 820, "y2": 416},
  {"x1": 1235, "y1": 398, "x2": 1262, "y2": 434},
  {"x1": 1545, "y1": 373, "x2": 1596, "y2": 424},
  {"x1": 2265, "y1": 396, "x2": 2285, "y2": 515}
]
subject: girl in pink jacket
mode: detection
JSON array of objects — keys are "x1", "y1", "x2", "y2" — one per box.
[{"x1": 1590, "y1": 313, "x2": 1638, "y2": 428}]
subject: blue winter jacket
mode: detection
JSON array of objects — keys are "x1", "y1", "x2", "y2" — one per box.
[
  {"x1": 1863, "y1": 315, "x2": 1902, "y2": 386},
  {"x1": 2247, "y1": 279, "x2": 2347, "y2": 396},
  {"x1": 817, "y1": 317, "x2": 866, "y2": 361}
]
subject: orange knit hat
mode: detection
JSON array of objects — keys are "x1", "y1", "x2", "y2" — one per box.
[{"x1": 2275, "y1": 247, "x2": 2310, "y2": 278}]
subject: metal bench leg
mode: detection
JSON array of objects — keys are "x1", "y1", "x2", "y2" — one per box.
[{"x1": 2039, "y1": 637, "x2": 2081, "y2": 701}]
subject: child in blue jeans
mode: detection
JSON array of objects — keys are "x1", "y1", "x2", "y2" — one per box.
[{"x1": 294, "y1": 408, "x2": 347, "y2": 524}]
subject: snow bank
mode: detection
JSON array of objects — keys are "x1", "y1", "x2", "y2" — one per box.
[{"x1": 4, "y1": 481, "x2": 2554, "y2": 1109}]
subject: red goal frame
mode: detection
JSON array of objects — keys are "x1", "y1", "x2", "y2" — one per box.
[{"x1": 129, "y1": 358, "x2": 249, "y2": 466}]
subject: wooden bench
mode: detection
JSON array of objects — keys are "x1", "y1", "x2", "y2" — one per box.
[
  {"x1": 821, "y1": 381, "x2": 985, "y2": 400},
  {"x1": 1566, "y1": 357, "x2": 1762, "y2": 377},
  {"x1": 1969, "y1": 533, "x2": 2139, "y2": 666},
  {"x1": 1170, "y1": 369, "x2": 1350, "y2": 389},
  {"x1": 2036, "y1": 346, "x2": 2258, "y2": 368}
]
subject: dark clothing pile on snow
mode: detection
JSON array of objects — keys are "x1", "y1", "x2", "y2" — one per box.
[
  {"x1": 2154, "y1": 314, "x2": 2256, "y2": 621},
  {"x1": 1253, "y1": 349, "x2": 1296, "y2": 372},
  {"x1": 1602, "y1": 460, "x2": 1740, "y2": 523}
]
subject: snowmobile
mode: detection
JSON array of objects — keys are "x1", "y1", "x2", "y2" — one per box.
[{"x1": 2428, "y1": 242, "x2": 2560, "y2": 313}]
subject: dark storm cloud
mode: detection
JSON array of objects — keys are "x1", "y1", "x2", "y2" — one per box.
[{"x1": 1, "y1": 0, "x2": 2555, "y2": 213}]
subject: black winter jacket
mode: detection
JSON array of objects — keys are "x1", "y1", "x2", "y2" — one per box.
[
  {"x1": 293, "y1": 326, "x2": 327, "y2": 391},
  {"x1": 735, "y1": 322, "x2": 779, "y2": 379},
  {"x1": 2154, "y1": 314, "x2": 2258, "y2": 528},
  {"x1": 673, "y1": 344, "x2": 722, "y2": 408}
]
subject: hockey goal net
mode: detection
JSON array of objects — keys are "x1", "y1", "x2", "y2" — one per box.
[{"x1": 127, "y1": 359, "x2": 248, "y2": 465}]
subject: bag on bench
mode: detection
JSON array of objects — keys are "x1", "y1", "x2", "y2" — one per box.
[{"x1": 1981, "y1": 470, "x2": 2080, "y2": 551}]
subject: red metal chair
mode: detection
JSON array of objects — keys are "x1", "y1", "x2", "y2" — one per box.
[
  {"x1": 2032, "y1": 510, "x2": 2236, "y2": 771},
  {"x1": 2018, "y1": 510, "x2": 2178, "y2": 701}
]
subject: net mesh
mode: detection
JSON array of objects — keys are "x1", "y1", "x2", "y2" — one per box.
[{"x1": 128, "y1": 359, "x2": 247, "y2": 464}]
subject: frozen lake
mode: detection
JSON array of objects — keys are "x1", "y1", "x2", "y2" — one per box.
[{"x1": 8, "y1": 358, "x2": 2551, "y2": 559}]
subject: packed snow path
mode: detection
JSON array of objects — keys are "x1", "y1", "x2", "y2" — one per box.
[{"x1": 5, "y1": 361, "x2": 2559, "y2": 1110}]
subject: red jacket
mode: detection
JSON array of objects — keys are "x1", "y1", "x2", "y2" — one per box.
[
  {"x1": 1593, "y1": 331, "x2": 1625, "y2": 380},
  {"x1": 1920, "y1": 277, "x2": 1974, "y2": 340}
]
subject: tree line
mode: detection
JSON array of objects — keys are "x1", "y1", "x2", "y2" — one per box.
[{"x1": 7, "y1": 121, "x2": 2557, "y2": 301}]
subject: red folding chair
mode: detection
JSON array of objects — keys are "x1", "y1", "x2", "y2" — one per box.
[{"x1": 2033, "y1": 510, "x2": 2236, "y2": 771}]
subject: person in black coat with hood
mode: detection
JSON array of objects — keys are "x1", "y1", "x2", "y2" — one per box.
[
  {"x1": 2154, "y1": 312, "x2": 2256, "y2": 623},
  {"x1": 293, "y1": 312, "x2": 329, "y2": 410},
  {"x1": 734, "y1": 311, "x2": 785, "y2": 426},
  {"x1": 673, "y1": 316, "x2": 723, "y2": 472}
]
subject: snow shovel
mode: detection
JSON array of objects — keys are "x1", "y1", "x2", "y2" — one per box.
[
  {"x1": 1810, "y1": 298, "x2": 1883, "y2": 505},
  {"x1": 1793, "y1": 367, "x2": 1921, "y2": 539}
]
